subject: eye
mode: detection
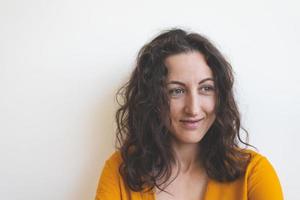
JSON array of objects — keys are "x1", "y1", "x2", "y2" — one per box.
[
  {"x1": 199, "y1": 85, "x2": 215, "y2": 94},
  {"x1": 168, "y1": 88, "x2": 185, "y2": 97}
]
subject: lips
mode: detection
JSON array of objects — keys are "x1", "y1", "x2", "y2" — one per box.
[
  {"x1": 180, "y1": 119, "x2": 202, "y2": 123},
  {"x1": 179, "y1": 118, "x2": 203, "y2": 129}
]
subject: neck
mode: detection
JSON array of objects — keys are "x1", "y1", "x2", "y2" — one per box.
[{"x1": 171, "y1": 140, "x2": 202, "y2": 173}]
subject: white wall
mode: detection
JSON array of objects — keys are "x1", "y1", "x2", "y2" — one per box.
[{"x1": 0, "y1": 0, "x2": 299, "y2": 199}]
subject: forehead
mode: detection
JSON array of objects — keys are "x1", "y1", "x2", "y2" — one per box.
[{"x1": 164, "y1": 52, "x2": 214, "y2": 82}]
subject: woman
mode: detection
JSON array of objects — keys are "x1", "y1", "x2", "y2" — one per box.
[{"x1": 95, "y1": 29, "x2": 283, "y2": 200}]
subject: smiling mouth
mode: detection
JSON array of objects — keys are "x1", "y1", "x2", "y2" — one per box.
[
  {"x1": 180, "y1": 118, "x2": 203, "y2": 123},
  {"x1": 179, "y1": 118, "x2": 203, "y2": 129}
]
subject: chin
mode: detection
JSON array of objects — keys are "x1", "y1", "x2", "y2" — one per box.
[{"x1": 172, "y1": 130, "x2": 206, "y2": 145}]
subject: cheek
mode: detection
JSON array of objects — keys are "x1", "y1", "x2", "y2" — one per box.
[
  {"x1": 169, "y1": 99, "x2": 184, "y2": 119},
  {"x1": 203, "y1": 96, "x2": 216, "y2": 113}
]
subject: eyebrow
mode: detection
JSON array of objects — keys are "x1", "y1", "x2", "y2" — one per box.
[{"x1": 167, "y1": 78, "x2": 214, "y2": 86}]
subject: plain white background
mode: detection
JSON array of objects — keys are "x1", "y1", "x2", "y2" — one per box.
[{"x1": 0, "y1": 0, "x2": 299, "y2": 199}]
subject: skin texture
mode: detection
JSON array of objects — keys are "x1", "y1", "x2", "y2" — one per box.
[
  {"x1": 155, "y1": 51, "x2": 217, "y2": 200},
  {"x1": 165, "y1": 51, "x2": 216, "y2": 151}
]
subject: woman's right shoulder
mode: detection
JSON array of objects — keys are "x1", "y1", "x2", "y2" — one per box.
[
  {"x1": 95, "y1": 151, "x2": 124, "y2": 199},
  {"x1": 104, "y1": 150, "x2": 123, "y2": 169}
]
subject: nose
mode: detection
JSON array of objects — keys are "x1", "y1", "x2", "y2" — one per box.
[{"x1": 184, "y1": 91, "x2": 200, "y2": 116}]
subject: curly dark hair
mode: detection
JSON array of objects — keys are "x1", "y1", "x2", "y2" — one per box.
[{"x1": 115, "y1": 28, "x2": 251, "y2": 192}]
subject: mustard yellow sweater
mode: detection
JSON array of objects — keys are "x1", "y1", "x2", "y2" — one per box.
[{"x1": 95, "y1": 150, "x2": 283, "y2": 200}]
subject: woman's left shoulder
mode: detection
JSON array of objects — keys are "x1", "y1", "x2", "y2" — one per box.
[
  {"x1": 241, "y1": 148, "x2": 273, "y2": 171},
  {"x1": 242, "y1": 148, "x2": 264, "y2": 163},
  {"x1": 241, "y1": 148, "x2": 284, "y2": 199}
]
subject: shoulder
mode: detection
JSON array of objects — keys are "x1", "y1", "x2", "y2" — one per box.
[
  {"x1": 96, "y1": 151, "x2": 154, "y2": 200},
  {"x1": 95, "y1": 151, "x2": 123, "y2": 200},
  {"x1": 243, "y1": 149, "x2": 274, "y2": 174},
  {"x1": 243, "y1": 149, "x2": 284, "y2": 199},
  {"x1": 244, "y1": 149, "x2": 265, "y2": 168},
  {"x1": 243, "y1": 149, "x2": 276, "y2": 180},
  {"x1": 105, "y1": 150, "x2": 122, "y2": 168},
  {"x1": 100, "y1": 150, "x2": 123, "y2": 179}
]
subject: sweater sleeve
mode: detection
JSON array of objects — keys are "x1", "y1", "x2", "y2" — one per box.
[
  {"x1": 95, "y1": 155, "x2": 121, "y2": 200},
  {"x1": 247, "y1": 156, "x2": 284, "y2": 200}
]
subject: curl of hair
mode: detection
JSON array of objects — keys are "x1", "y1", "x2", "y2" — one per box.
[{"x1": 115, "y1": 28, "x2": 252, "y2": 192}]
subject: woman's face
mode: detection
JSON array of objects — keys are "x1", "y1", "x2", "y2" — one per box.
[{"x1": 165, "y1": 51, "x2": 216, "y2": 145}]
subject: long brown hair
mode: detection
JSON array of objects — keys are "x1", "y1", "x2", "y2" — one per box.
[{"x1": 115, "y1": 28, "x2": 251, "y2": 192}]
